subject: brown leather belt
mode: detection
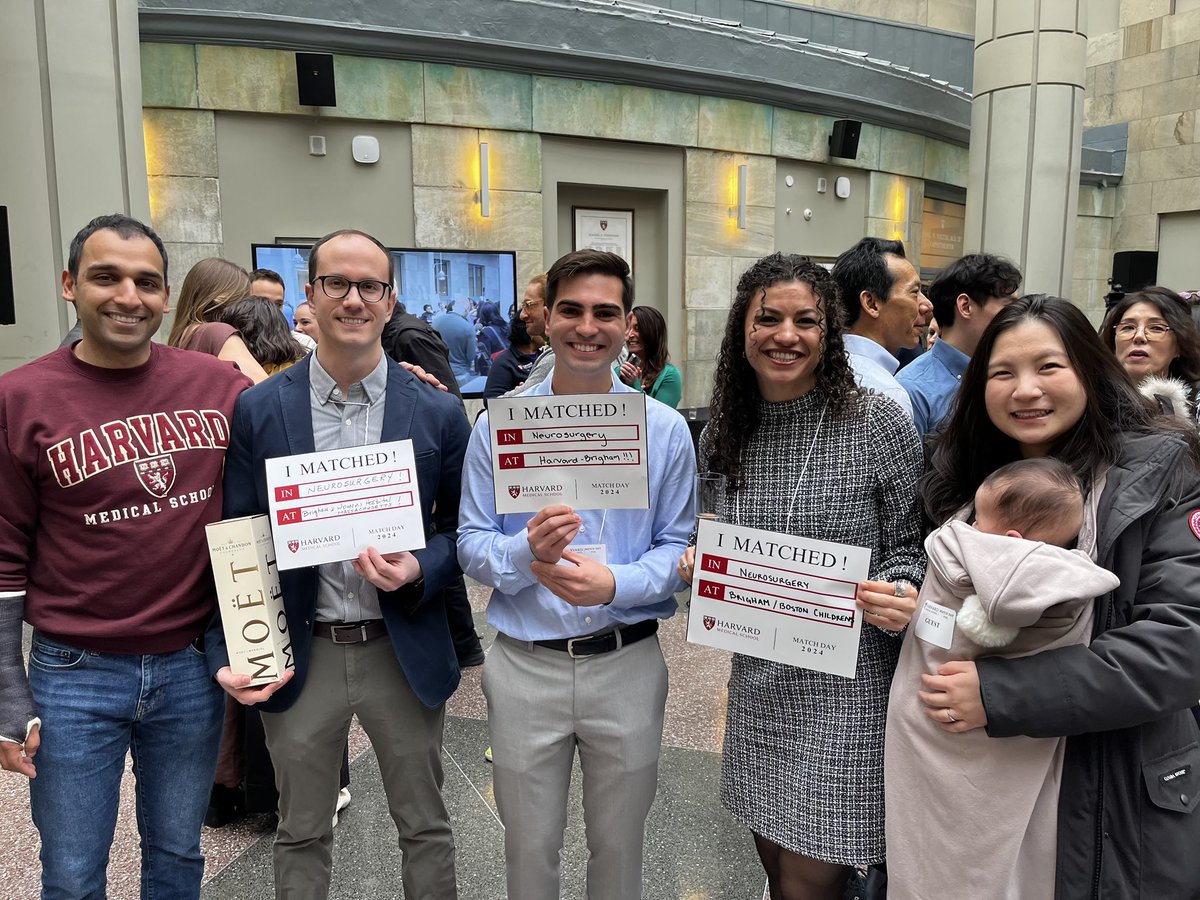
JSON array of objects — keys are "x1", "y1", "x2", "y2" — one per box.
[
  {"x1": 313, "y1": 620, "x2": 387, "y2": 644},
  {"x1": 533, "y1": 619, "x2": 658, "y2": 658}
]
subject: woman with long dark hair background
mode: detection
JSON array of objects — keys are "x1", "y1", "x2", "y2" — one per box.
[{"x1": 617, "y1": 305, "x2": 682, "y2": 408}]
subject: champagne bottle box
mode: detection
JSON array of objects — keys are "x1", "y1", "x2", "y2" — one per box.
[{"x1": 205, "y1": 514, "x2": 294, "y2": 685}]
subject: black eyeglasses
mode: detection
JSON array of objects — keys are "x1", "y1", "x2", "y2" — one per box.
[{"x1": 311, "y1": 275, "x2": 391, "y2": 303}]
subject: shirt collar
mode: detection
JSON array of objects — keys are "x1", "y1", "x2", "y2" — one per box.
[
  {"x1": 309, "y1": 351, "x2": 389, "y2": 404},
  {"x1": 530, "y1": 367, "x2": 635, "y2": 396},
  {"x1": 931, "y1": 338, "x2": 971, "y2": 378},
  {"x1": 843, "y1": 333, "x2": 900, "y2": 375}
]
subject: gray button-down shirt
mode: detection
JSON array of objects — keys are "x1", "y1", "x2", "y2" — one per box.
[{"x1": 309, "y1": 352, "x2": 388, "y2": 623}]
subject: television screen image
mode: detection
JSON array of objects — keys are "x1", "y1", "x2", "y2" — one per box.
[{"x1": 252, "y1": 243, "x2": 518, "y2": 394}]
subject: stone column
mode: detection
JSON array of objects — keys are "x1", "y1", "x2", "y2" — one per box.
[
  {"x1": 965, "y1": 1, "x2": 1087, "y2": 297},
  {"x1": 0, "y1": 0, "x2": 150, "y2": 369}
]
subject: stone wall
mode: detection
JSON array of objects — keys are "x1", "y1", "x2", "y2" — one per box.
[
  {"x1": 1080, "y1": 1, "x2": 1200, "y2": 311},
  {"x1": 140, "y1": 43, "x2": 968, "y2": 408}
]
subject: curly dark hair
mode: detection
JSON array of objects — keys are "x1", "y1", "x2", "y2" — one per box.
[
  {"x1": 705, "y1": 252, "x2": 859, "y2": 490},
  {"x1": 924, "y1": 294, "x2": 1200, "y2": 525}
]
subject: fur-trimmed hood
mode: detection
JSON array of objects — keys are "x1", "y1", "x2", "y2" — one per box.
[{"x1": 1139, "y1": 374, "x2": 1195, "y2": 420}]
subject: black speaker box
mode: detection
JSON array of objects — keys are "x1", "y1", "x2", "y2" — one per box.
[
  {"x1": 829, "y1": 119, "x2": 862, "y2": 159},
  {"x1": 1111, "y1": 250, "x2": 1158, "y2": 293},
  {"x1": 296, "y1": 53, "x2": 336, "y2": 107},
  {"x1": 0, "y1": 207, "x2": 13, "y2": 325}
]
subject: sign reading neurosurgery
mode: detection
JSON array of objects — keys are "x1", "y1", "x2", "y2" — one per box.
[
  {"x1": 486, "y1": 393, "x2": 650, "y2": 514},
  {"x1": 686, "y1": 519, "x2": 871, "y2": 678},
  {"x1": 264, "y1": 440, "x2": 426, "y2": 569}
]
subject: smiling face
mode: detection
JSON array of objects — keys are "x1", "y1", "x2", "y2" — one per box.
[
  {"x1": 545, "y1": 273, "x2": 628, "y2": 393},
  {"x1": 876, "y1": 254, "x2": 931, "y2": 351},
  {"x1": 63, "y1": 229, "x2": 169, "y2": 368},
  {"x1": 293, "y1": 302, "x2": 320, "y2": 341},
  {"x1": 625, "y1": 312, "x2": 643, "y2": 357},
  {"x1": 305, "y1": 233, "x2": 394, "y2": 360},
  {"x1": 520, "y1": 279, "x2": 546, "y2": 338},
  {"x1": 744, "y1": 280, "x2": 825, "y2": 402},
  {"x1": 984, "y1": 320, "x2": 1087, "y2": 458},
  {"x1": 1114, "y1": 300, "x2": 1179, "y2": 380}
]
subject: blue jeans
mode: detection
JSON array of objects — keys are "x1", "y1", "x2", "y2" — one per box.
[{"x1": 27, "y1": 632, "x2": 224, "y2": 900}]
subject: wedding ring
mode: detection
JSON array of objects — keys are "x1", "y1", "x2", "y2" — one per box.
[
  {"x1": 894, "y1": 579, "x2": 913, "y2": 598},
  {"x1": 946, "y1": 710, "x2": 957, "y2": 723},
  {"x1": 681, "y1": 562, "x2": 689, "y2": 573}
]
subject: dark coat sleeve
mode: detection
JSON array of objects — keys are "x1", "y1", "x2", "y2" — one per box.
[
  {"x1": 382, "y1": 314, "x2": 463, "y2": 400},
  {"x1": 979, "y1": 462, "x2": 1200, "y2": 738}
]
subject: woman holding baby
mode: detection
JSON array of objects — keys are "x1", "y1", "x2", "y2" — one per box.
[{"x1": 887, "y1": 294, "x2": 1200, "y2": 898}]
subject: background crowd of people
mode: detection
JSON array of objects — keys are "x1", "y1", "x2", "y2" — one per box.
[{"x1": 1, "y1": 213, "x2": 1198, "y2": 900}]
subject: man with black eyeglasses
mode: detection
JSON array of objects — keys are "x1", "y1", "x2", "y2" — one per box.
[{"x1": 210, "y1": 229, "x2": 467, "y2": 898}]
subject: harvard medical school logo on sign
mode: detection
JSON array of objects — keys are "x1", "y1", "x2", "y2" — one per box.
[
  {"x1": 1190, "y1": 509, "x2": 1200, "y2": 542},
  {"x1": 287, "y1": 540, "x2": 300, "y2": 554},
  {"x1": 703, "y1": 616, "x2": 716, "y2": 631},
  {"x1": 134, "y1": 456, "x2": 175, "y2": 498},
  {"x1": 508, "y1": 485, "x2": 521, "y2": 499}
]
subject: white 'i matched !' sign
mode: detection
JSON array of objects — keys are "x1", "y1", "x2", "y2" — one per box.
[
  {"x1": 686, "y1": 518, "x2": 872, "y2": 678},
  {"x1": 485, "y1": 392, "x2": 650, "y2": 514}
]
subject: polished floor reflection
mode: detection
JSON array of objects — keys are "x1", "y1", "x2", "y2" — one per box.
[{"x1": 0, "y1": 583, "x2": 765, "y2": 898}]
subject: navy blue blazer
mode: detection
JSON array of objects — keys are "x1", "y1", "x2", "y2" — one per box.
[{"x1": 207, "y1": 355, "x2": 469, "y2": 711}]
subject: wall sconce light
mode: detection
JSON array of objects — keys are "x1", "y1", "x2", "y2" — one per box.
[
  {"x1": 477, "y1": 141, "x2": 490, "y2": 218},
  {"x1": 735, "y1": 164, "x2": 747, "y2": 230}
]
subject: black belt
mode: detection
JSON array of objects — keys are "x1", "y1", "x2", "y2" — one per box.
[
  {"x1": 533, "y1": 619, "x2": 658, "y2": 658},
  {"x1": 313, "y1": 620, "x2": 387, "y2": 644}
]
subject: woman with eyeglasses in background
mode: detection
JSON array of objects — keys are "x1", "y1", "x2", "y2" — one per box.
[{"x1": 1100, "y1": 286, "x2": 1200, "y2": 423}]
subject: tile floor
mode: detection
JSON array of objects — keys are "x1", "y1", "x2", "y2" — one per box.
[{"x1": 0, "y1": 584, "x2": 766, "y2": 898}]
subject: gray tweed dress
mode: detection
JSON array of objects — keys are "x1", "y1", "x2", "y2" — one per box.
[{"x1": 708, "y1": 390, "x2": 925, "y2": 866}]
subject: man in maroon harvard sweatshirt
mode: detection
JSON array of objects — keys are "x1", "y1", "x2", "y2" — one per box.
[{"x1": 0, "y1": 214, "x2": 253, "y2": 898}]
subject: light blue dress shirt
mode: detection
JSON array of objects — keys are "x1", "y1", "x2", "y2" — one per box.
[
  {"x1": 457, "y1": 372, "x2": 696, "y2": 641},
  {"x1": 844, "y1": 333, "x2": 914, "y2": 418},
  {"x1": 896, "y1": 338, "x2": 970, "y2": 437}
]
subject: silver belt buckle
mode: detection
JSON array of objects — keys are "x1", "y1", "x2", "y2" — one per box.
[
  {"x1": 566, "y1": 636, "x2": 590, "y2": 659},
  {"x1": 331, "y1": 624, "x2": 366, "y2": 644}
]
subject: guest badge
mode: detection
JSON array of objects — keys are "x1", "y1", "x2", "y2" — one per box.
[
  {"x1": 686, "y1": 519, "x2": 871, "y2": 678},
  {"x1": 914, "y1": 599, "x2": 955, "y2": 649},
  {"x1": 486, "y1": 393, "x2": 649, "y2": 514},
  {"x1": 264, "y1": 440, "x2": 426, "y2": 570}
]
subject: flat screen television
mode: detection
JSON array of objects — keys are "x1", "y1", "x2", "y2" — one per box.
[{"x1": 252, "y1": 242, "x2": 518, "y2": 393}]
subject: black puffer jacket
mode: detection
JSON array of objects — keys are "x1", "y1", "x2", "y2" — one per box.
[{"x1": 977, "y1": 432, "x2": 1200, "y2": 898}]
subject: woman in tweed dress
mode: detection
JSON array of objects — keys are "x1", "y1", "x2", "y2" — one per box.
[{"x1": 679, "y1": 253, "x2": 924, "y2": 899}]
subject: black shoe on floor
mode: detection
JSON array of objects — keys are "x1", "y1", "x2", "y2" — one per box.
[{"x1": 204, "y1": 783, "x2": 245, "y2": 828}]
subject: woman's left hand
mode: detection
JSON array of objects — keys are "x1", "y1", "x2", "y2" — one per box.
[
  {"x1": 918, "y1": 661, "x2": 987, "y2": 733},
  {"x1": 856, "y1": 579, "x2": 917, "y2": 632}
]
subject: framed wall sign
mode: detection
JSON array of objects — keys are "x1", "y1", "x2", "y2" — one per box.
[{"x1": 572, "y1": 207, "x2": 633, "y2": 277}]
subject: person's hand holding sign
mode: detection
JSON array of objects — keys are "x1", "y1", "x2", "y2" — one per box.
[
  {"x1": 855, "y1": 579, "x2": 917, "y2": 633},
  {"x1": 532, "y1": 550, "x2": 616, "y2": 607},
  {"x1": 353, "y1": 547, "x2": 422, "y2": 592},
  {"x1": 526, "y1": 505, "x2": 581, "y2": 564},
  {"x1": 677, "y1": 546, "x2": 696, "y2": 585}
]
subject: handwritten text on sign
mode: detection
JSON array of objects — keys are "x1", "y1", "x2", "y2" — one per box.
[
  {"x1": 686, "y1": 519, "x2": 872, "y2": 678},
  {"x1": 264, "y1": 439, "x2": 426, "y2": 570},
  {"x1": 486, "y1": 393, "x2": 649, "y2": 513}
]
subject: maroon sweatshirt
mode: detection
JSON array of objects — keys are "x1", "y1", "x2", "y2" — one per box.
[{"x1": 0, "y1": 344, "x2": 252, "y2": 653}]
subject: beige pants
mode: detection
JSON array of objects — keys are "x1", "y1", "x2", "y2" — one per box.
[
  {"x1": 484, "y1": 631, "x2": 669, "y2": 900},
  {"x1": 261, "y1": 634, "x2": 457, "y2": 900}
]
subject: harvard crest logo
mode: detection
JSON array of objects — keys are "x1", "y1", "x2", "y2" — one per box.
[
  {"x1": 134, "y1": 455, "x2": 175, "y2": 498},
  {"x1": 599, "y1": 220, "x2": 608, "y2": 231},
  {"x1": 508, "y1": 485, "x2": 521, "y2": 499},
  {"x1": 703, "y1": 616, "x2": 716, "y2": 631},
  {"x1": 1190, "y1": 509, "x2": 1200, "y2": 542},
  {"x1": 287, "y1": 540, "x2": 300, "y2": 553}
]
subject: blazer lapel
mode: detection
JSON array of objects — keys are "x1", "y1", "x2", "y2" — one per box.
[
  {"x1": 381, "y1": 359, "x2": 418, "y2": 440},
  {"x1": 278, "y1": 357, "x2": 317, "y2": 455}
]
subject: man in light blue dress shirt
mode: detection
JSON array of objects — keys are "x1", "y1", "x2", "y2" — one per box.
[
  {"x1": 831, "y1": 237, "x2": 931, "y2": 418},
  {"x1": 896, "y1": 253, "x2": 1022, "y2": 436},
  {"x1": 458, "y1": 249, "x2": 696, "y2": 900}
]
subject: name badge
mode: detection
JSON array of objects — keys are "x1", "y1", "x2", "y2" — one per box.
[
  {"x1": 914, "y1": 599, "x2": 955, "y2": 649},
  {"x1": 562, "y1": 543, "x2": 607, "y2": 566}
]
